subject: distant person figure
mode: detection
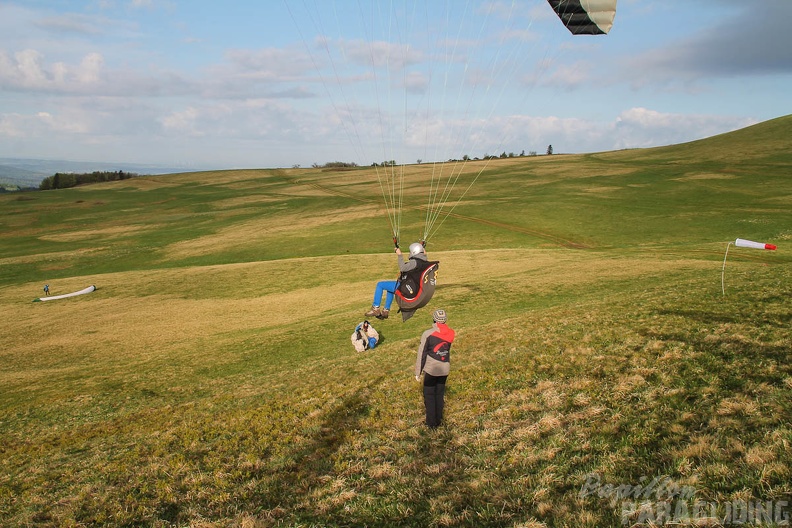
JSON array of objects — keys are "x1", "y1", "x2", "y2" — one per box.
[
  {"x1": 351, "y1": 320, "x2": 379, "y2": 352},
  {"x1": 43, "y1": 284, "x2": 50, "y2": 296},
  {"x1": 414, "y1": 309, "x2": 455, "y2": 428},
  {"x1": 365, "y1": 242, "x2": 430, "y2": 320}
]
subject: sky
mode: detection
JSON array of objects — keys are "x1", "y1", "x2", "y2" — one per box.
[{"x1": 0, "y1": 0, "x2": 790, "y2": 171}]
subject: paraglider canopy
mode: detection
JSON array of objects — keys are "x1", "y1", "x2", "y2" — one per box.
[
  {"x1": 33, "y1": 285, "x2": 96, "y2": 302},
  {"x1": 547, "y1": 0, "x2": 618, "y2": 35}
]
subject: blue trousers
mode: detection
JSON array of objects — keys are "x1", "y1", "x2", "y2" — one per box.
[{"x1": 372, "y1": 280, "x2": 398, "y2": 309}]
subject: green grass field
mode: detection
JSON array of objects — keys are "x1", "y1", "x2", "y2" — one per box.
[{"x1": 1, "y1": 116, "x2": 791, "y2": 527}]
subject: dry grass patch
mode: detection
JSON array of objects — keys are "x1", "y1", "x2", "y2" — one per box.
[
  {"x1": 94, "y1": 177, "x2": 181, "y2": 190},
  {"x1": 439, "y1": 249, "x2": 712, "y2": 297},
  {"x1": 163, "y1": 203, "x2": 381, "y2": 259},
  {"x1": 0, "y1": 246, "x2": 106, "y2": 267},
  {"x1": 1, "y1": 256, "x2": 376, "y2": 409},
  {"x1": 38, "y1": 224, "x2": 150, "y2": 242},
  {"x1": 580, "y1": 186, "x2": 623, "y2": 194},
  {"x1": 154, "y1": 169, "x2": 278, "y2": 186},
  {"x1": 716, "y1": 396, "x2": 760, "y2": 417},
  {"x1": 674, "y1": 172, "x2": 737, "y2": 181},
  {"x1": 210, "y1": 195, "x2": 286, "y2": 209}
]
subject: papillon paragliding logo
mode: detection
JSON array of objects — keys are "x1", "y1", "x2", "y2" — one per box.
[{"x1": 721, "y1": 238, "x2": 777, "y2": 295}]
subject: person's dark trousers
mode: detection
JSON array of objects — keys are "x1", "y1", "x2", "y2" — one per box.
[{"x1": 423, "y1": 373, "x2": 448, "y2": 428}]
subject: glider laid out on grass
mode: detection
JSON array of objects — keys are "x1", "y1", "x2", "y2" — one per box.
[
  {"x1": 721, "y1": 239, "x2": 777, "y2": 295},
  {"x1": 33, "y1": 285, "x2": 97, "y2": 302}
]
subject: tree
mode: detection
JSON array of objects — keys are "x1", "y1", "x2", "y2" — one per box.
[{"x1": 547, "y1": 144, "x2": 553, "y2": 155}]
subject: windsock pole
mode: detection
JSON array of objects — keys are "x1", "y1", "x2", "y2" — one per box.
[
  {"x1": 722, "y1": 238, "x2": 777, "y2": 295},
  {"x1": 721, "y1": 242, "x2": 733, "y2": 296}
]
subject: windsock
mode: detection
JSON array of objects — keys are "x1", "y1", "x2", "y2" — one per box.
[{"x1": 735, "y1": 238, "x2": 777, "y2": 251}]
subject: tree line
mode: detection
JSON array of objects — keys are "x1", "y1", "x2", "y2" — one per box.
[
  {"x1": 39, "y1": 170, "x2": 139, "y2": 190},
  {"x1": 295, "y1": 146, "x2": 555, "y2": 169}
]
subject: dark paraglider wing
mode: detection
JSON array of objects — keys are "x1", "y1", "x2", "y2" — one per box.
[{"x1": 547, "y1": 0, "x2": 617, "y2": 35}]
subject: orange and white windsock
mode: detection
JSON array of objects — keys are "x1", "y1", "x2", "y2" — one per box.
[{"x1": 735, "y1": 238, "x2": 777, "y2": 250}]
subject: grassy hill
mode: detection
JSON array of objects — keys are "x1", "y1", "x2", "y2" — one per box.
[{"x1": 0, "y1": 116, "x2": 790, "y2": 527}]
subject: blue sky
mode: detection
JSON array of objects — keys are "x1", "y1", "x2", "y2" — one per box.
[{"x1": 0, "y1": 0, "x2": 790, "y2": 170}]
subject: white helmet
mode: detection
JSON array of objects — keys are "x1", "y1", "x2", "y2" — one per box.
[{"x1": 408, "y1": 242, "x2": 425, "y2": 256}]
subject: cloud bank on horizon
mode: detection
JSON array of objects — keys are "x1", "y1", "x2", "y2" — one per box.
[{"x1": 0, "y1": 0, "x2": 790, "y2": 170}]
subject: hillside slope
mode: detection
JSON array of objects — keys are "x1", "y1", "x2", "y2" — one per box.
[
  {"x1": 596, "y1": 114, "x2": 792, "y2": 162},
  {"x1": 0, "y1": 117, "x2": 790, "y2": 527}
]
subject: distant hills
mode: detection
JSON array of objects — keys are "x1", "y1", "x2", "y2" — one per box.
[
  {"x1": 0, "y1": 164, "x2": 45, "y2": 189},
  {"x1": 3, "y1": 114, "x2": 790, "y2": 191},
  {"x1": 0, "y1": 158, "x2": 197, "y2": 190}
]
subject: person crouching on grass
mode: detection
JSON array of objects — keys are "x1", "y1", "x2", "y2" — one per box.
[
  {"x1": 414, "y1": 309, "x2": 455, "y2": 428},
  {"x1": 351, "y1": 320, "x2": 379, "y2": 352}
]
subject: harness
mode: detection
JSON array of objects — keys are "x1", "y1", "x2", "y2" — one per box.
[
  {"x1": 395, "y1": 258, "x2": 431, "y2": 299},
  {"x1": 394, "y1": 259, "x2": 439, "y2": 321}
]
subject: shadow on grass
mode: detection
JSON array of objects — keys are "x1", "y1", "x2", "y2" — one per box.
[
  {"x1": 244, "y1": 376, "x2": 493, "y2": 527},
  {"x1": 250, "y1": 378, "x2": 380, "y2": 516}
]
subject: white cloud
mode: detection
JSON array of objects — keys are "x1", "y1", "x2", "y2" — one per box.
[
  {"x1": 224, "y1": 47, "x2": 315, "y2": 80},
  {"x1": 403, "y1": 71, "x2": 429, "y2": 94},
  {"x1": 0, "y1": 49, "x2": 106, "y2": 92},
  {"x1": 13, "y1": 49, "x2": 49, "y2": 86},
  {"x1": 610, "y1": 107, "x2": 757, "y2": 150},
  {"x1": 35, "y1": 13, "x2": 104, "y2": 35},
  {"x1": 159, "y1": 106, "x2": 202, "y2": 136},
  {"x1": 396, "y1": 108, "x2": 760, "y2": 159},
  {"x1": 77, "y1": 52, "x2": 104, "y2": 84},
  {"x1": 336, "y1": 38, "x2": 424, "y2": 70},
  {"x1": 538, "y1": 60, "x2": 595, "y2": 90},
  {"x1": 0, "y1": 108, "x2": 91, "y2": 138}
]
